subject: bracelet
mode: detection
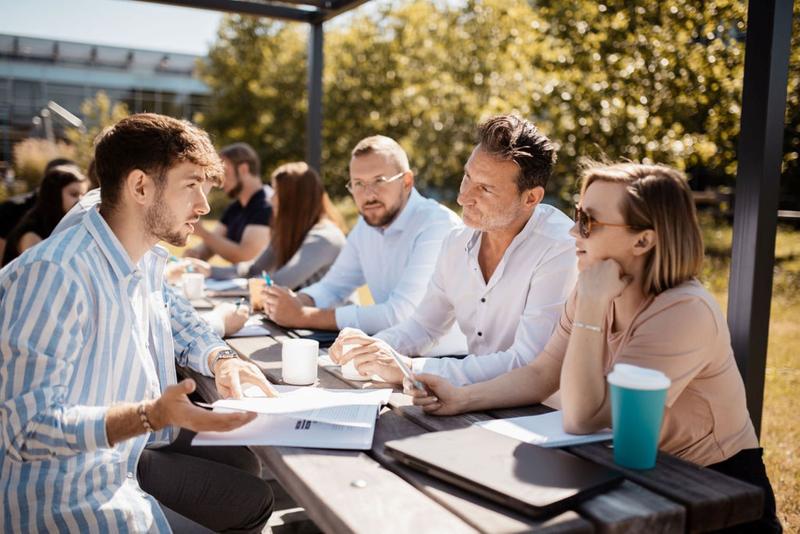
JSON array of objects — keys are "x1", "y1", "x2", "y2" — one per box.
[
  {"x1": 138, "y1": 402, "x2": 155, "y2": 433},
  {"x1": 574, "y1": 320, "x2": 602, "y2": 333}
]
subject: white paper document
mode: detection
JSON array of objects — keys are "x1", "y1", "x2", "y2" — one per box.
[
  {"x1": 192, "y1": 386, "x2": 391, "y2": 450},
  {"x1": 476, "y1": 411, "x2": 613, "y2": 448}
]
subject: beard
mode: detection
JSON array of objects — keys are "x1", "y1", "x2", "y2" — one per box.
[
  {"x1": 145, "y1": 195, "x2": 190, "y2": 247},
  {"x1": 360, "y1": 200, "x2": 402, "y2": 228},
  {"x1": 226, "y1": 170, "x2": 243, "y2": 199},
  {"x1": 462, "y1": 196, "x2": 526, "y2": 232}
]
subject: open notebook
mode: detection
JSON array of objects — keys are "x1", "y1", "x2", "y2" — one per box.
[{"x1": 476, "y1": 411, "x2": 612, "y2": 448}]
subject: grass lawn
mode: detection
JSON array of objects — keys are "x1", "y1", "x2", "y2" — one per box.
[
  {"x1": 700, "y1": 216, "x2": 800, "y2": 529},
  {"x1": 173, "y1": 211, "x2": 798, "y2": 529}
]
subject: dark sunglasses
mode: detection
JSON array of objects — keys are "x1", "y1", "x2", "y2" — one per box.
[{"x1": 573, "y1": 205, "x2": 637, "y2": 238}]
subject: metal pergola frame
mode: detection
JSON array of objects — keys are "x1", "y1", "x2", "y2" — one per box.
[{"x1": 137, "y1": 0, "x2": 794, "y2": 437}]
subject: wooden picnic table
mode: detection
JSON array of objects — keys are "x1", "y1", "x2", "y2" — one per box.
[{"x1": 181, "y1": 306, "x2": 764, "y2": 533}]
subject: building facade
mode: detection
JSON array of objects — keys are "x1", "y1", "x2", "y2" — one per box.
[{"x1": 0, "y1": 33, "x2": 210, "y2": 163}]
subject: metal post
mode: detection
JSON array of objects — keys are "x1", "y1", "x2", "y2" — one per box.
[
  {"x1": 306, "y1": 22, "x2": 323, "y2": 175},
  {"x1": 727, "y1": 0, "x2": 794, "y2": 437}
]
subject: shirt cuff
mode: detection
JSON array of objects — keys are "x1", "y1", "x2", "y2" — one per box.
[
  {"x1": 73, "y1": 405, "x2": 111, "y2": 451},
  {"x1": 334, "y1": 305, "x2": 359, "y2": 330},
  {"x1": 192, "y1": 339, "x2": 228, "y2": 377},
  {"x1": 302, "y1": 284, "x2": 336, "y2": 309}
]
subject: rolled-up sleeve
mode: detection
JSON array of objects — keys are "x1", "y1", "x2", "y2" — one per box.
[
  {"x1": 0, "y1": 261, "x2": 111, "y2": 462},
  {"x1": 165, "y1": 285, "x2": 226, "y2": 376}
]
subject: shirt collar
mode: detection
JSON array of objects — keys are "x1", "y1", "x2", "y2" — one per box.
[{"x1": 83, "y1": 206, "x2": 138, "y2": 281}]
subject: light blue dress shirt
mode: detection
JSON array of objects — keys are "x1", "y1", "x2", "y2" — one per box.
[
  {"x1": 0, "y1": 207, "x2": 225, "y2": 532},
  {"x1": 302, "y1": 188, "x2": 464, "y2": 340}
]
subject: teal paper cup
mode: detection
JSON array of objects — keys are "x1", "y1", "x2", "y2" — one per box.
[{"x1": 607, "y1": 364, "x2": 671, "y2": 470}]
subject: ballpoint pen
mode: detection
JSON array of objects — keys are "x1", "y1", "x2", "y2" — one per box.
[{"x1": 261, "y1": 271, "x2": 272, "y2": 287}]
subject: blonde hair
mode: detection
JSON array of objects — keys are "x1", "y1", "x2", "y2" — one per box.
[
  {"x1": 351, "y1": 135, "x2": 410, "y2": 174},
  {"x1": 580, "y1": 162, "x2": 704, "y2": 295}
]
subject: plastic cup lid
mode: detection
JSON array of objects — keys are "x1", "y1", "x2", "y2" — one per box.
[{"x1": 607, "y1": 363, "x2": 671, "y2": 390}]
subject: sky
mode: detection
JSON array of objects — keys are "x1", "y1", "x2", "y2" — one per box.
[{"x1": 0, "y1": 0, "x2": 224, "y2": 55}]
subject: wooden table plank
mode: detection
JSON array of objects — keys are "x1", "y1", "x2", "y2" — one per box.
[
  {"x1": 576, "y1": 480, "x2": 684, "y2": 533},
  {"x1": 259, "y1": 445, "x2": 478, "y2": 534},
  {"x1": 569, "y1": 443, "x2": 763, "y2": 532}
]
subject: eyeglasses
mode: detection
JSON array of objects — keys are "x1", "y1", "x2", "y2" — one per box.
[
  {"x1": 574, "y1": 205, "x2": 637, "y2": 238},
  {"x1": 346, "y1": 171, "x2": 405, "y2": 195}
]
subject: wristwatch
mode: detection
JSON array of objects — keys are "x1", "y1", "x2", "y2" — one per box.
[{"x1": 210, "y1": 348, "x2": 239, "y2": 375}]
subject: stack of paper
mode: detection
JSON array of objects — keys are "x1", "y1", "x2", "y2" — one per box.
[
  {"x1": 476, "y1": 411, "x2": 612, "y2": 448},
  {"x1": 192, "y1": 386, "x2": 392, "y2": 450}
]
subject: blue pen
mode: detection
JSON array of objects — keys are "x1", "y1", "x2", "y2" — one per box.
[{"x1": 261, "y1": 271, "x2": 272, "y2": 287}]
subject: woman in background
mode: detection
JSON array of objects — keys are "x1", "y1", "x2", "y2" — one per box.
[
  {"x1": 186, "y1": 161, "x2": 346, "y2": 290},
  {"x1": 2, "y1": 164, "x2": 89, "y2": 266}
]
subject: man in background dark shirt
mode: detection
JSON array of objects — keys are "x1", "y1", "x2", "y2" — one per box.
[
  {"x1": 0, "y1": 157, "x2": 75, "y2": 260},
  {"x1": 184, "y1": 142, "x2": 271, "y2": 263}
]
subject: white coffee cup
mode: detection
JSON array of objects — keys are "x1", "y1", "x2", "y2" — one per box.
[
  {"x1": 281, "y1": 339, "x2": 319, "y2": 385},
  {"x1": 182, "y1": 272, "x2": 205, "y2": 300}
]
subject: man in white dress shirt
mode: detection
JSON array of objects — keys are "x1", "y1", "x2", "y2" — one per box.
[
  {"x1": 330, "y1": 115, "x2": 577, "y2": 386},
  {"x1": 263, "y1": 135, "x2": 466, "y2": 354}
]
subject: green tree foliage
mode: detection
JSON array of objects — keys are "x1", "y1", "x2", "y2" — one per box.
[
  {"x1": 198, "y1": 0, "x2": 797, "y2": 204},
  {"x1": 196, "y1": 16, "x2": 308, "y2": 174},
  {"x1": 781, "y1": 2, "x2": 800, "y2": 208}
]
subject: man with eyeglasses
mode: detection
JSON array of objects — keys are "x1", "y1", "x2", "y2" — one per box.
[
  {"x1": 263, "y1": 135, "x2": 466, "y2": 354},
  {"x1": 327, "y1": 115, "x2": 578, "y2": 389}
]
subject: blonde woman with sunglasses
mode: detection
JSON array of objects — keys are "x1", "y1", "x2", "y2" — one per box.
[{"x1": 408, "y1": 162, "x2": 780, "y2": 532}]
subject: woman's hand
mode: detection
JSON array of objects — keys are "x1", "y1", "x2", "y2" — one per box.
[
  {"x1": 576, "y1": 258, "x2": 631, "y2": 304},
  {"x1": 405, "y1": 374, "x2": 469, "y2": 416}
]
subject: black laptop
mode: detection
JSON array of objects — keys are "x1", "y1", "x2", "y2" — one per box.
[{"x1": 385, "y1": 426, "x2": 623, "y2": 518}]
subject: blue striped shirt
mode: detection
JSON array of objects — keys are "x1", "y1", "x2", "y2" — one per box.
[{"x1": 0, "y1": 207, "x2": 226, "y2": 532}]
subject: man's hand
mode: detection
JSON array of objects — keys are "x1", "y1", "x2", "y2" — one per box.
[
  {"x1": 149, "y1": 379, "x2": 257, "y2": 432},
  {"x1": 328, "y1": 327, "x2": 368, "y2": 363},
  {"x1": 405, "y1": 373, "x2": 468, "y2": 416},
  {"x1": 262, "y1": 285, "x2": 307, "y2": 327},
  {"x1": 213, "y1": 302, "x2": 249, "y2": 337},
  {"x1": 338, "y1": 335, "x2": 408, "y2": 385},
  {"x1": 213, "y1": 357, "x2": 279, "y2": 399}
]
